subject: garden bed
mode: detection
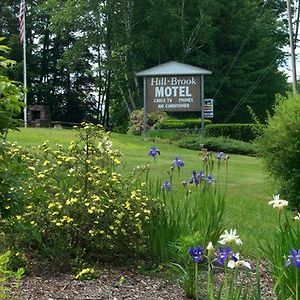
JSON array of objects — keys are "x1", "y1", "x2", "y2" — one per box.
[
  {"x1": 9, "y1": 263, "x2": 274, "y2": 300},
  {"x1": 10, "y1": 267, "x2": 185, "y2": 300}
]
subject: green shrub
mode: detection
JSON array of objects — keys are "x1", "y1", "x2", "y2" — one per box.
[
  {"x1": 177, "y1": 136, "x2": 257, "y2": 156},
  {"x1": 0, "y1": 143, "x2": 30, "y2": 218},
  {"x1": 0, "y1": 38, "x2": 24, "y2": 142},
  {"x1": 205, "y1": 123, "x2": 264, "y2": 142},
  {"x1": 1, "y1": 123, "x2": 157, "y2": 269},
  {"x1": 256, "y1": 94, "x2": 300, "y2": 209},
  {"x1": 157, "y1": 118, "x2": 211, "y2": 130},
  {"x1": 128, "y1": 110, "x2": 167, "y2": 135}
]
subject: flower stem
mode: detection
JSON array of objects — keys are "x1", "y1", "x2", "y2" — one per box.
[
  {"x1": 296, "y1": 267, "x2": 299, "y2": 300},
  {"x1": 225, "y1": 162, "x2": 228, "y2": 193},
  {"x1": 207, "y1": 257, "x2": 214, "y2": 299},
  {"x1": 195, "y1": 263, "x2": 199, "y2": 300},
  {"x1": 224, "y1": 264, "x2": 229, "y2": 300}
]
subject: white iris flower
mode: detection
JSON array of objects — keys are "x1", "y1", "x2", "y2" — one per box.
[
  {"x1": 268, "y1": 194, "x2": 288, "y2": 210},
  {"x1": 218, "y1": 229, "x2": 243, "y2": 245}
]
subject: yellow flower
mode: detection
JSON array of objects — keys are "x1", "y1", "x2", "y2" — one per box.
[
  {"x1": 88, "y1": 230, "x2": 96, "y2": 236},
  {"x1": 114, "y1": 159, "x2": 121, "y2": 165},
  {"x1": 43, "y1": 160, "x2": 50, "y2": 166}
]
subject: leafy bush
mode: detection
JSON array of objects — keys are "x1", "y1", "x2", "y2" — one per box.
[
  {"x1": 157, "y1": 118, "x2": 211, "y2": 130},
  {"x1": 205, "y1": 123, "x2": 264, "y2": 142},
  {"x1": 256, "y1": 94, "x2": 300, "y2": 209},
  {"x1": 128, "y1": 110, "x2": 167, "y2": 135},
  {"x1": 177, "y1": 136, "x2": 257, "y2": 156},
  {"x1": 1, "y1": 123, "x2": 157, "y2": 269},
  {"x1": 0, "y1": 38, "x2": 24, "y2": 141},
  {"x1": 0, "y1": 143, "x2": 31, "y2": 218}
]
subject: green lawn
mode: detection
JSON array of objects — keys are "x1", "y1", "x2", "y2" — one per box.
[{"x1": 8, "y1": 128, "x2": 279, "y2": 258}]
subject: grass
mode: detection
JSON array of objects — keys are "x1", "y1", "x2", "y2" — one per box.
[{"x1": 7, "y1": 128, "x2": 280, "y2": 258}]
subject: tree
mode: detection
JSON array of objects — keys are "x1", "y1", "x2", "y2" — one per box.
[{"x1": 0, "y1": 0, "x2": 291, "y2": 129}]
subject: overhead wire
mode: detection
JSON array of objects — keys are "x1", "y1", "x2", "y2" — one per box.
[
  {"x1": 223, "y1": 60, "x2": 275, "y2": 123},
  {"x1": 224, "y1": 0, "x2": 300, "y2": 123},
  {"x1": 213, "y1": 0, "x2": 270, "y2": 101}
]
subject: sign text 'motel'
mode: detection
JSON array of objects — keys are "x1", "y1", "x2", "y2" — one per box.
[{"x1": 146, "y1": 76, "x2": 200, "y2": 112}]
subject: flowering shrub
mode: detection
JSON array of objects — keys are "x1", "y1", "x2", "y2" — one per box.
[
  {"x1": 0, "y1": 143, "x2": 31, "y2": 218},
  {"x1": 128, "y1": 110, "x2": 167, "y2": 135},
  {"x1": 1, "y1": 123, "x2": 157, "y2": 268}
]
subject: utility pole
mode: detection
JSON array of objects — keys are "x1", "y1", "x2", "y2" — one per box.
[{"x1": 286, "y1": 0, "x2": 297, "y2": 94}]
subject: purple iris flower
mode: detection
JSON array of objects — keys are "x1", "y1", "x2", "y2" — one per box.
[
  {"x1": 148, "y1": 147, "x2": 160, "y2": 158},
  {"x1": 189, "y1": 171, "x2": 199, "y2": 185},
  {"x1": 285, "y1": 249, "x2": 300, "y2": 268},
  {"x1": 217, "y1": 246, "x2": 231, "y2": 265},
  {"x1": 173, "y1": 157, "x2": 185, "y2": 168},
  {"x1": 206, "y1": 175, "x2": 216, "y2": 184},
  {"x1": 189, "y1": 171, "x2": 205, "y2": 186},
  {"x1": 189, "y1": 246, "x2": 204, "y2": 263},
  {"x1": 161, "y1": 180, "x2": 171, "y2": 192},
  {"x1": 216, "y1": 152, "x2": 225, "y2": 160}
]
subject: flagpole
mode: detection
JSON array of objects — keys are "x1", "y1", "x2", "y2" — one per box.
[{"x1": 22, "y1": 0, "x2": 28, "y2": 127}]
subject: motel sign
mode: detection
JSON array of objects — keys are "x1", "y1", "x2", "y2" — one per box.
[
  {"x1": 146, "y1": 75, "x2": 201, "y2": 112},
  {"x1": 136, "y1": 61, "x2": 212, "y2": 136}
]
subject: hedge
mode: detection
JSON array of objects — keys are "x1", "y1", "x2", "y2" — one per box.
[
  {"x1": 157, "y1": 118, "x2": 212, "y2": 130},
  {"x1": 148, "y1": 129, "x2": 198, "y2": 141},
  {"x1": 205, "y1": 123, "x2": 264, "y2": 142},
  {"x1": 177, "y1": 136, "x2": 257, "y2": 156}
]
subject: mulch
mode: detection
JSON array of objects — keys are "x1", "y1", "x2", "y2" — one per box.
[
  {"x1": 9, "y1": 263, "x2": 275, "y2": 300},
  {"x1": 9, "y1": 267, "x2": 186, "y2": 300}
]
